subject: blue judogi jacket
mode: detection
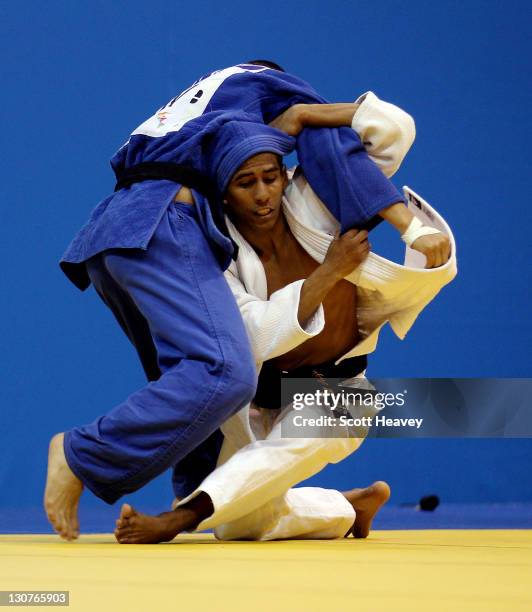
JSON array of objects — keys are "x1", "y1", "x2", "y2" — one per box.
[{"x1": 60, "y1": 64, "x2": 403, "y2": 290}]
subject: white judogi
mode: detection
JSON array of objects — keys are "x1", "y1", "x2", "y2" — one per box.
[
  {"x1": 176, "y1": 185, "x2": 457, "y2": 540},
  {"x1": 176, "y1": 96, "x2": 457, "y2": 540}
]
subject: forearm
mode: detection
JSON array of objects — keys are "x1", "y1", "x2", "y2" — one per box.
[
  {"x1": 378, "y1": 201, "x2": 415, "y2": 234},
  {"x1": 226, "y1": 272, "x2": 326, "y2": 363},
  {"x1": 298, "y1": 103, "x2": 360, "y2": 129},
  {"x1": 298, "y1": 265, "x2": 339, "y2": 326}
]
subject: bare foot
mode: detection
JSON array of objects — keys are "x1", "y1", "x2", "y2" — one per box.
[
  {"x1": 342, "y1": 481, "x2": 391, "y2": 538},
  {"x1": 115, "y1": 494, "x2": 213, "y2": 544},
  {"x1": 44, "y1": 433, "x2": 84, "y2": 540},
  {"x1": 114, "y1": 504, "x2": 186, "y2": 544}
]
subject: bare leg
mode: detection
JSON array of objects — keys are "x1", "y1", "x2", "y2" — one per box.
[
  {"x1": 114, "y1": 493, "x2": 214, "y2": 544},
  {"x1": 43, "y1": 433, "x2": 84, "y2": 540},
  {"x1": 342, "y1": 480, "x2": 391, "y2": 538}
]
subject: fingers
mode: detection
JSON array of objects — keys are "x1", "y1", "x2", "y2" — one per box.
[
  {"x1": 342, "y1": 229, "x2": 368, "y2": 243},
  {"x1": 355, "y1": 230, "x2": 369, "y2": 245},
  {"x1": 342, "y1": 230, "x2": 370, "y2": 259},
  {"x1": 444, "y1": 238, "x2": 452, "y2": 263},
  {"x1": 425, "y1": 248, "x2": 442, "y2": 268},
  {"x1": 414, "y1": 234, "x2": 451, "y2": 269},
  {"x1": 424, "y1": 254, "x2": 435, "y2": 269},
  {"x1": 438, "y1": 243, "x2": 447, "y2": 267},
  {"x1": 268, "y1": 106, "x2": 304, "y2": 136},
  {"x1": 430, "y1": 237, "x2": 451, "y2": 268}
]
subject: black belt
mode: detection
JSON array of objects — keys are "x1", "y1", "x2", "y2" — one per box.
[
  {"x1": 114, "y1": 161, "x2": 218, "y2": 199},
  {"x1": 114, "y1": 161, "x2": 237, "y2": 259},
  {"x1": 253, "y1": 354, "x2": 368, "y2": 410}
]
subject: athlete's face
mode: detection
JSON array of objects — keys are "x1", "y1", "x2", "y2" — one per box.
[{"x1": 224, "y1": 153, "x2": 288, "y2": 232}]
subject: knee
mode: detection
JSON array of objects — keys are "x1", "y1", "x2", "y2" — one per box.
[
  {"x1": 221, "y1": 339, "x2": 257, "y2": 392},
  {"x1": 217, "y1": 359, "x2": 257, "y2": 417},
  {"x1": 215, "y1": 341, "x2": 257, "y2": 393},
  {"x1": 324, "y1": 437, "x2": 364, "y2": 463},
  {"x1": 184, "y1": 353, "x2": 256, "y2": 423},
  {"x1": 230, "y1": 357, "x2": 257, "y2": 398},
  {"x1": 281, "y1": 436, "x2": 362, "y2": 465}
]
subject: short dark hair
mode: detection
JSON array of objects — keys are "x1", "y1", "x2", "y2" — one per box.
[{"x1": 247, "y1": 59, "x2": 285, "y2": 72}]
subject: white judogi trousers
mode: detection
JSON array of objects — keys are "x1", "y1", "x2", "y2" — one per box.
[{"x1": 178, "y1": 401, "x2": 362, "y2": 540}]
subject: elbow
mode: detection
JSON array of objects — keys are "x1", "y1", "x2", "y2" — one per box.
[
  {"x1": 388, "y1": 111, "x2": 416, "y2": 158},
  {"x1": 381, "y1": 113, "x2": 416, "y2": 177},
  {"x1": 400, "y1": 111, "x2": 416, "y2": 151}
]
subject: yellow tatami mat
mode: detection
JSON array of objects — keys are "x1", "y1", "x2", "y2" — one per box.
[{"x1": 2, "y1": 530, "x2": 531, "y2": 611}]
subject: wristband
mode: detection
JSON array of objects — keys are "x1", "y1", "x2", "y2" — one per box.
[{"x1": 401, "y1": 217, "x2": 442, "y2": 247}]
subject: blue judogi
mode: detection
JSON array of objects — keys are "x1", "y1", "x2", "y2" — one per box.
[{"x1": 60, "y1": 64, "x2": 403, "y2": 504}]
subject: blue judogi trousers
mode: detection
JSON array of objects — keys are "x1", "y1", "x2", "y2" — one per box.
[{"x1": 64, "y1": 202, "x2": 256, "y2": 504}]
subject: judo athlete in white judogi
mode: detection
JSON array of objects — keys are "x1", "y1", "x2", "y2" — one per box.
[{"x1": 114, "y1": 95, "x2": 456, "y2": 544}]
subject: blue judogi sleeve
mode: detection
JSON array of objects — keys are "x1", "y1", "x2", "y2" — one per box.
[{"x1": 297, "y1": 125, "x2": 403, "y2": 230}]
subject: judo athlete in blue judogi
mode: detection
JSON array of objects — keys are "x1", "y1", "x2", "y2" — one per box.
[{"x1": 44, "y1": 62, "x2": 410, "y2": 540}]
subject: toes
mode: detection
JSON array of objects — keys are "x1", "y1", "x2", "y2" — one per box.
[
  {"x1": 115, "y1": 525, "x2": 133, "y2": 538},
  {"x1": 127, "y1": 515, "x2": 140, "y2": 529},
  {"x1": 70, "y1": 512, "x2": 80, "y2": 535},
  {"x1": 53, "y1": 522, "x2": 64, "y2": 536},
  {"x1": 56, "y1": 525, "x2": 71, "y2": 540},
  {"x1": 119, "y1": 503, "x2": 136, "y2": 521},
  {"x1": 57, "y1": 519, "x2": 71, "y2": 540},
  {"x1": 65, "y1": 511, "x2": 80, "y2": 540},
  {"x1": 54, "y1": 508, "x2": 74, "y2": 540},
  {"x1": 47, "y1": 511, "x2": 65, "y2": 538},
  {"x1": 65, "y1": 528, "x2": 79, "y2": 540},
  {"x1": 50, "y1": 511, "x2": 79, "y2": 541},
  {"x1": 116, "y1": 512, "x2": 132, "y2": 530},
  {"x1": 371, "y1": 481, "x2": 391, "y2": 502},
  {"x1": 62, "y1": 511, "x2": 78, "y2": 539}
]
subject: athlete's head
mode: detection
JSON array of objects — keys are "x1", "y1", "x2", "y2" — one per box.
[
  {"x1": 246, "y1": 59, "x2": 285, "y2": 72},
  {"x1": 206, "y1": 117, "x2": 294, "y2": 232},
  {"x1": 224, "y1": 152, "x2": 288, "y2": 232}
]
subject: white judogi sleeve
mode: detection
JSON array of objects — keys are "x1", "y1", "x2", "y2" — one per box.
[
  {"x1": 224, "y1": 271, "x2": 325, "y2": 364},
  {"x1": 352, "y1": 91, "x2": 416, "y2": 178}
]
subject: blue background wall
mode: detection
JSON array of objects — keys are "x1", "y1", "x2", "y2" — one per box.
[{"x1": 1, "y1": 0, "x2": 531, "y2": 530}]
